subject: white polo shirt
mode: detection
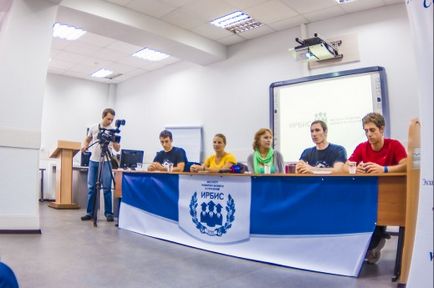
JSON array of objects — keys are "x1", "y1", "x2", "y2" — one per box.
[{"x1": 87, "y1": 123, "x2": 114, "y2": 162}]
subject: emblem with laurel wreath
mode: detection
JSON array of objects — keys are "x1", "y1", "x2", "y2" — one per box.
[{"x1": 189, "y1": 192, "x2": 235, "y2": 236}]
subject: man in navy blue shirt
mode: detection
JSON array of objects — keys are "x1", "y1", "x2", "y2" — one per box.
[
  {"x1": 148, "y1": 130, "x2": 187, "y2": 172},
  {"x1": 296, "y1": 120, "x2": 347, "y2": 174}
]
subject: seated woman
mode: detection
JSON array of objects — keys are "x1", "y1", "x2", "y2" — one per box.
[
  {"x1": 190, "y1": 134, "x2": 237, "y2": 173},
  {"x1": 247, "y1": 128, "x2": 284, "y2": 174}
]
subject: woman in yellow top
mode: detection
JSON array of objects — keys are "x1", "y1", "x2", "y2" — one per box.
[{"x1": 190, "y1": 134, "x2": 237, "y2": 173}]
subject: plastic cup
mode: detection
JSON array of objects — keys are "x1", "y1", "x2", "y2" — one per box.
[
  {"x1": 263, "y1": 164, "x2": 271, "y2": 174},
  {"x1": 348, "y1": 161, "x2": 357, "y2": 174},
  {"x1": 167, "y1": 163, "x2": 173, "y2": 173},
  {"x1": 285, "y1": 162, "x2": 297, "y2": 174}
]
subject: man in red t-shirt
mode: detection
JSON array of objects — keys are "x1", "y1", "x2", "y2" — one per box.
[{"x1": 346, "y1": 112, "x2": 407, "y2": 264}]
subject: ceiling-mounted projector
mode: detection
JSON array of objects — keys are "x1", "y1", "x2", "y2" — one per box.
[{"x1": 289, "y1": 33, "x2": 342, "y2": 62}]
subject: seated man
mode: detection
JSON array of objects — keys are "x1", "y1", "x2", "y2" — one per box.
[
  {"x1": 148, "y1": 130, "x2": 187, "y2": 172},
  {"x1": 296, "y1": 120, "x2": 347, "y2": 174},
  {"x1": 346, "y1": 112, "x2": 407, "y2": 264}
]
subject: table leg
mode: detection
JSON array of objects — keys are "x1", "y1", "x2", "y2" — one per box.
[{"x1": 392, "y1": 227, "x2": 405, "y2": 282}]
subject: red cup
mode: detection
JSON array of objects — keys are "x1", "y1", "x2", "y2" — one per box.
[{"x1": 285, "y1": 162, "x2": 296, "y2": 174}]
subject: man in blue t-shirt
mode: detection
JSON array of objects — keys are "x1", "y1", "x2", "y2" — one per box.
[
  {"x1": 296, "y1": 120, "x2": 347, "y2": 174},
  {"x1": 148, "y1": 130, "x2": 187, "y2": 172}
]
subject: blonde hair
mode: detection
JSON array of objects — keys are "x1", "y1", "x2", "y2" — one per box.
[{"x1": 252, "y1": 128, "x2": 272, "y2": 150}]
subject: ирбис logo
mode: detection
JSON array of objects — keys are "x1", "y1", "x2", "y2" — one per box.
[{"x1": 189, "y1": 191, "x2": 235, "y2": 237}]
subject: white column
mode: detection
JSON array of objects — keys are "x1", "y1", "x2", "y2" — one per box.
[{"x1": 0, "y1": 0, "x2": 58, "y2": 230}]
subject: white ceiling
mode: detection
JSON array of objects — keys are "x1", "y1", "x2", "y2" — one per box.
[{"x1": 48, "y1": 0, "x2": 404, "y2": 83}]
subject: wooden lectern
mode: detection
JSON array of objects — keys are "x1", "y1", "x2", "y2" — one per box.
[{"x1": 48, "y1": 140, "x2": 81, "y2": 209}]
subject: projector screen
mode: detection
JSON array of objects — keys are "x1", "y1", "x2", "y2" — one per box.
[{"x1": 271, "y1": 67, "x2": 389, "y2": 162}]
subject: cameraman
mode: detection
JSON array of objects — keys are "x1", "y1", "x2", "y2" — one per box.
[{"x1": 81, "y1": 108, "x2": 120, "y2": 222}]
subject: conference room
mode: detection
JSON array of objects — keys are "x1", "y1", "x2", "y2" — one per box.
[{"x1": 0, "y1": 0, "x2": 432, "y2": 287}]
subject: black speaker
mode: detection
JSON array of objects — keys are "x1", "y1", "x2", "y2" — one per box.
[{"x1": 81, "y1": 151, "x2": 91, "y2": 167}]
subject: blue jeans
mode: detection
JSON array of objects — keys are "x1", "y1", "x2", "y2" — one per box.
[{"x1": 86, "y1": 160, "x2": 113, "y2": 217}]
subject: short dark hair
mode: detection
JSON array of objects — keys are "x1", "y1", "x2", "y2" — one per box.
[
  {"x1": 102, "y1": 108, "x2": 115, "y2": 118},
  {"x1": 362, "y1": 112, "x2": 385, "y2": 129},
  {"x1": 159, "y1": 130, "x2": 173, "y2": 140},
  {"x1": 214, "y1": 133, "x2": 227, "y2": 145},
  {"x1": 311, "y1": 120, "x2": 328, "y2": 133}
]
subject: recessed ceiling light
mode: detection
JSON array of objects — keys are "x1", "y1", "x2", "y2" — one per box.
[
  {"x1": 211, "y1": 11, "x2": 249, "y2": 28},
  {"x1": 210, "y1": 11, "x2": 262, "y2": 34},
  {"x1": 91, "y1": 68, "x2": 113, "y2": 78},
  {"x1": 132, "y1": 48, "x2": 170, "y2": 61},
  {"x1": 336, "y1": 0, "x2": 357, "y2": 4},
  {"x1": 53, "y1": 23, "x2": 86, "y2": 40}
]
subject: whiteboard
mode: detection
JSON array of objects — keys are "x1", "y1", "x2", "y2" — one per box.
[
  {"x1": 271, "y1": 67, "x2": 389, "y2": 162},
  {"x1": 165, "y1": 126, "x2": 203, "y2": 163}
]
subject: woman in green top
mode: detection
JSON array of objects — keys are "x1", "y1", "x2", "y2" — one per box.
[{"x1": 247, "y1": 128, "x2": 284, "y2": 174}]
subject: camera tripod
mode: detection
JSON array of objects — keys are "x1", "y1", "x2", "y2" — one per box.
[{"x1": 87, "y1": 140, "x2": 116, "y2": 227}]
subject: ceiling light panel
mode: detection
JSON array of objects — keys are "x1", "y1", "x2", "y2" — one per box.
[
  {"x1": 210, "y1": 11, "x2": 262, "y2": 34},
  {"x1": 132, "y1": 48, "x2": 170, "y2": 61},
  {"x1": 53, "y1": 23, "x2": 86, "y2": 41},
  {"x1": 211, "y1": 11, "x2": 249, "y2": 28},
  {"x1": 91, "y1": 68, "x2": 113, "y2": 78},
  {"x1": 336, "y1": 0, "x2": 357, "y2": 3}
]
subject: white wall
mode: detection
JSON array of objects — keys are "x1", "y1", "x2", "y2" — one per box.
[
  {"x1": 41, "y1": 73, "x2": 111, "y2": 198},
  {"x1": 0, "y1": 0, "x2": 57, "y2": 230},
  {"x1": 115, "y1": 4, "x2": 418, "y2": 163},
  {"x1": 307, "y1": 4, "x2": 419, "y2": 140},
  {"x1": 41, "y1": 73, "x2": 111, "y2": 161}
]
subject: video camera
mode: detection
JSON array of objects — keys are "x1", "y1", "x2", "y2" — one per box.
[{"x1": 97, "y1": 119, "x2": 126, "y2": 146}]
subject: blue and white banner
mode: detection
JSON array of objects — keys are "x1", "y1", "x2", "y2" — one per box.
[
  {"x1": 178, "y1": 175, "x2": 251, "y2": 244},
  {"x1": 119, "y1": 173, "x2": 377, "y2": 276},
  {"x1": 405, "y1": 1, "x2": 433, "y2": 287}
]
